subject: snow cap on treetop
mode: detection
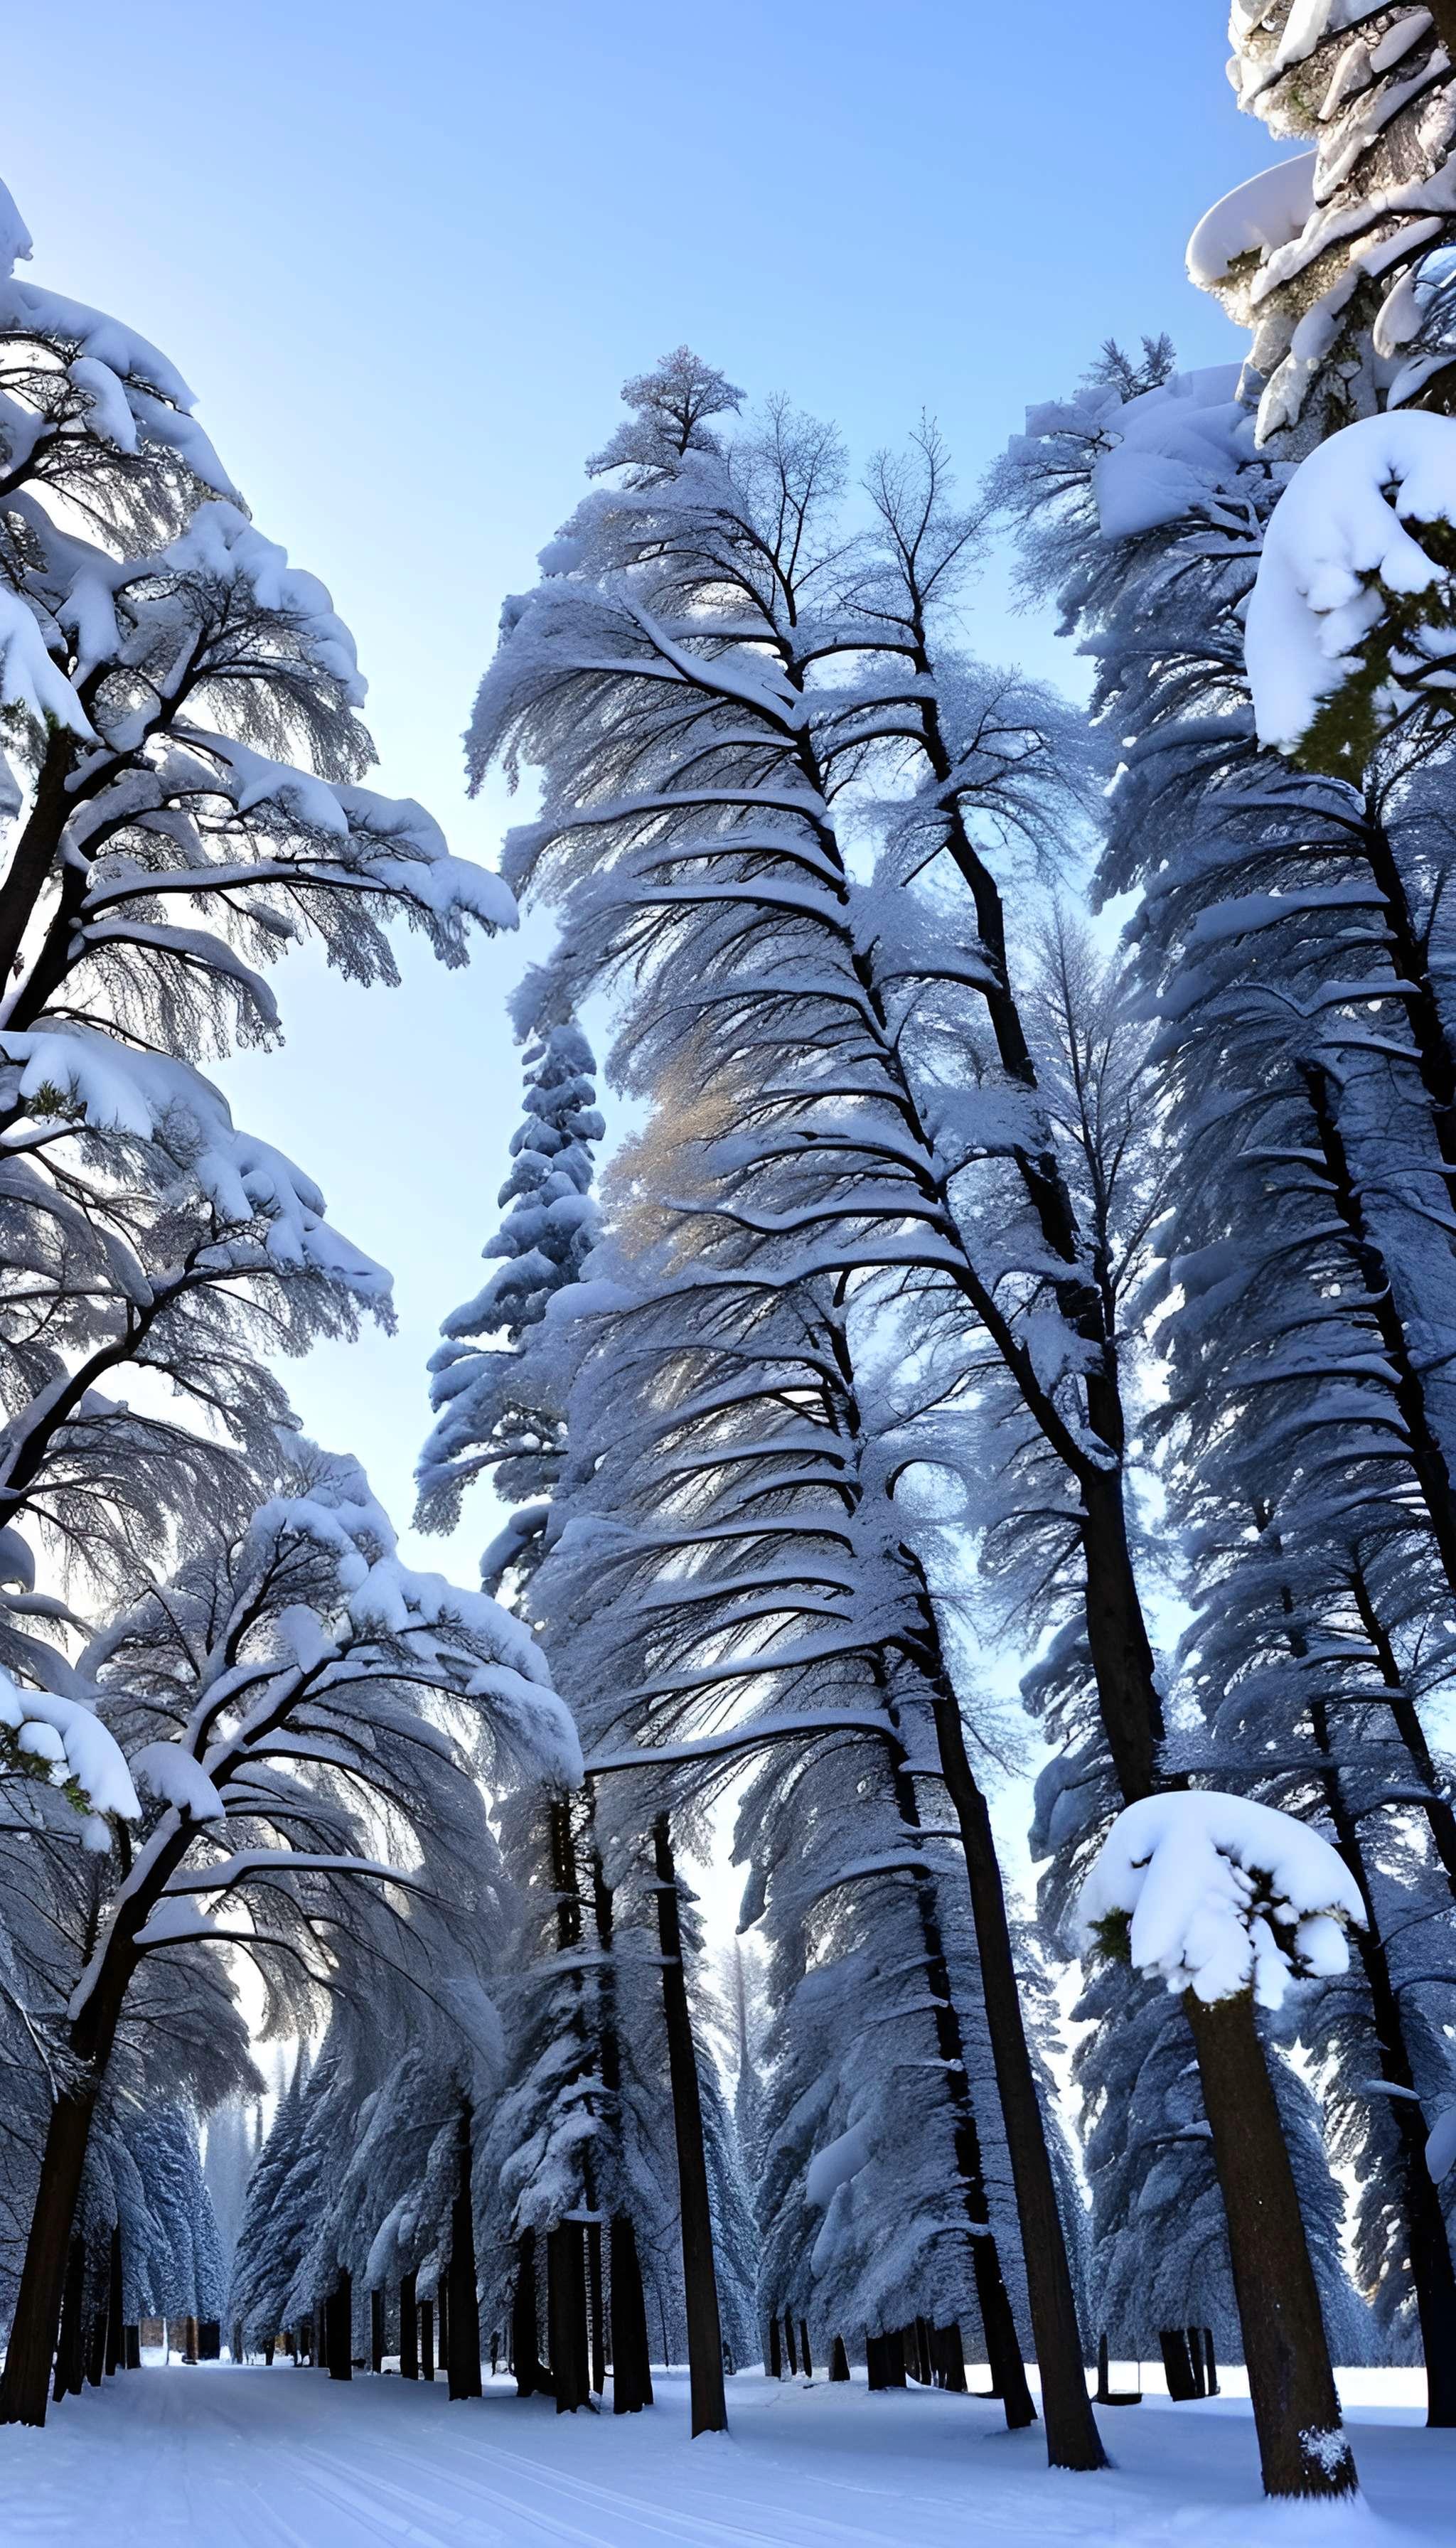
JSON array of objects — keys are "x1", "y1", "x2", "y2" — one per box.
[{"x1": 1078, "y1": 1790, "x2": 1364, "y2": 2010}]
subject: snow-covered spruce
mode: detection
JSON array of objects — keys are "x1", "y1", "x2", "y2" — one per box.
[
  {"x1": 417, "y1": 1017, "x2": 602, "y2": 1559},
  {"x1": 1210, "y1": 5, "x2": 1456, "y2": 448}
]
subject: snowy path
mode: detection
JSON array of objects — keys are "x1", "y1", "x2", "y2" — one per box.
[{"x1": 1, "y1": 2364, "x2": 1452, "y2": 2547}]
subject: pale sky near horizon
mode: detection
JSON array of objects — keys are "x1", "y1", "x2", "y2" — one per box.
[{"x1": 9, "y1": 3, "x2": 1281, "y2": 1648}]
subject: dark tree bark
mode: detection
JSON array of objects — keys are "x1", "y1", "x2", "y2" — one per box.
[
  {"x1": 1186, "y1": 1988, "x2": 1356, "y2": 2497},
  {"x1": 370, "y1": 2289, "x2": 384, "y2": 2376},
  {"x1": 327, "y1": 2276, "x2": 352, "y2": 2381},
  {"x1": 769, "y1": 2315, "x2": 783, "y2": 2380},
  {"x1": 1202, "y1": 2330, "x2": 1219, "y2": 2397},
  {"x1": 927, "y1": 1682, "x2": 1106, "y2": 2470},
  {"x1": 547, "y1": 2224, "x2": 589, "y2": 2414},
  {"x1": 53, "y1": 2237, "x2": 85, "y2": 2403},
  {"x1": 783, "y1": 2312, "x2": 798, "y2": 2377},
  {"x1": 124, "y1": 2326, "x2": 140, "y2": 2371},
  {"x1": 829, "y1": 2336, "x2": 851, "y2": 2383},
  {"x1": 106, "y1": 2225, "x2": 124, "y2": 2377},
  {"x1": 608, "y1": 2215, "x2": 653, "y2": 2412},
  {"x1": 799, "y1": 2320, "x2": 813, "y2": 2380},
  {"x1": 651, "y1": 1815, "x2": 727, "y2": 2437},
  {"x1": 865, "y1": 2333, "x2": 888, "y2": 2391},
  {"x1": 1160, "y1": 2329, "x2": 1199, "y2": 2402},
  {"x1": 587, "y1": 2222, "x2": 606, "y2": 2395},
  {"x1": 85, "y1": 2283, "x2": 107, "y2": 2389},
  {"x1": 198, "y1": 2320, "x2": 220, "y2": 2362},
  {"x1": 587, "y1": 1848, "x2": 653, "y2": 2414},
  {"x1": 446, "y1": 2112, "x2": 482, "y2": 2402},
  {"x1": 512, "y1": 2232, "x2": 542, "y2": 2398},
  {"x1": 933, "y1": 2324, "x2": 968, "y2": 2393},
  {"x1": 400, "y1": 2271, "x2": 418, "y2": 2380},
  {"x1": 420, "y1": 2298, "x2": 434, "y2": 2383},
  {"x1": 437, "y1": 2272, "x2": 449, "y2": 2370}
]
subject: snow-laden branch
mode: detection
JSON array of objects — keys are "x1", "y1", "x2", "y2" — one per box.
[{"x1": 1078, "y1": 1792, "x2": 1365, "y2": 2009}]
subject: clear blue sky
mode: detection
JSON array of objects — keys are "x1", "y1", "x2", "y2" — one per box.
[{"x1": 11, "y1": 2, "x2": 1281, "y2": 1575}]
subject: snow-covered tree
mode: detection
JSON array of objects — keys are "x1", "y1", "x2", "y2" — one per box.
[
  {"x1": 464, "y1": 359, "x2": 1155, "y2": 2467},
  {"x1": 1206, "y1": 4, "x2": 1456, "y2": 448},
  {"x1": 417, "y1": 1016, "x2": 602, "y2": 1573},
  {"x1": 0, "y1": 1441, "x2": 576, "y2": 2425},
  {"x1": 998, "y1": 21, "x2": 1456, "y2": 2443},
  {"x1": 0, "y1": 166, "x2": 513, "y2": 1752},
  {"x1": 537, "y1": 1243, "x2": 1037, "y2": 2400}
]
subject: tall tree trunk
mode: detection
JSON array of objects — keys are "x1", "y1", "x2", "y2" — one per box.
[
  {"x1": 446, "y1": 2111, "x2": 482, "y2": 2402},
  {"x1": 651, "y1": 1815, "x2": 727, "y2": 2437},
  {"x1": 512, "y1": 2232, "x2": 542, "y2": 2398},
  {"x1": 328, "y1": 2274, "x2": 352, "y2": 2381},
  {"x1": 783, "y1": 2312, "x2": 797, "y2": 2377},
  {"x1": 769, "y1": 2314, "x2": 782, "y2": 2380},
  {"x1": 547, "y1": 2224, "x2": 589, "y2": 2414},
  {"x1": 587, "y1": 1840, "x2": 653, "y2": 2414},
  {"x1": 400, "y1": 2271, "x2": 418, "y2": 2380},
  {"x1": 370, "y1": 2289, "x2": 385, "y2": 2377},
  {"x1": 829, "y1": 2335, "x2": 850, "y2": 2383},
  {"x1": 105, "y1": 2224, "x2": 123, "y2": 2377},
  {"x1": 53, "y1": 2236, "x2": 85, "y2": 2404},
  {"x1": 420, "y1": 2298, "x2": 434, "y2": 2383},
  {"x1": 928, "y1": 1684, "x2": 1106, "y2": 2471},
  {"x1": 1185, "y1": 1989, "x2": 1356, "y2": 2496},
  {"x1": 587, "y1": 2221, "x2": 606, "y2": 2396},
  {"x1": 1160, "y1": 2328, "x2": 1198, "y2": 2402},
  {"x1": 608, "y1": 2215, "x2": 653, "y2": 2412},
  {"x1": 85, "y1": 2289, "x2": 107, "y2": 2389},
  {"x1": 16, "y1": 2102, "x2": 95, "y2": 2420}
]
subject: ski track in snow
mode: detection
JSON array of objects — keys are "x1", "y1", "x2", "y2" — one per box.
[{"x1": 1, "y1": 2362, "x2": 1452, "y2": 2547}]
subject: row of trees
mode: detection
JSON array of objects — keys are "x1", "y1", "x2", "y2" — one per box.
[
  {"x1": 287, "y1": 8, "x2": 1452, "y2": 2501},
  {"x1": 0, "y1": 166, "x2": 574, "y2": 2429},
  {"x1": 11, "y1": 5, "x2": 1456, "y2": 2515}
]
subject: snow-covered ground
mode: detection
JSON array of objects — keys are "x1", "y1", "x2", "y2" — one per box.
[{"x1": 1, "y1": 2362, "x2": 1451, "y2": 2547}]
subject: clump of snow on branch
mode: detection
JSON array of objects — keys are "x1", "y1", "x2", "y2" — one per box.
[
  {"x1": 0, "y1": 1026, "x2": 390, "y2": 1302},
  {"x1": 1246, "y1": 411, "x2": 1456, "y2": 753},
  {"x1": 1186, "y1": 156, "x2": 1317, "y2": 290},
  {"x1": 0, "y1": 1668, "x2": 139, "y2": 1826},
  {"x1": 1078, "y1": 1792, "x2": 1364, "y2": 2009}
]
